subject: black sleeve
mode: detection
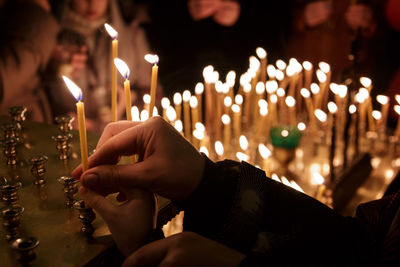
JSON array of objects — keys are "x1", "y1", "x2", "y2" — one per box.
[{"x1": 177, "y1": 155, "x2": 374, "y2": 266}]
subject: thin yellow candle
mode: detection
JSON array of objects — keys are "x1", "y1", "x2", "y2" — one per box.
[
  {"x1": 173, "y1": 93, "x2": 182, "y2": 121},
  {"x1": 114, "y1": 58, "x2": 132, "y2": 121},
  {"x1": 319, "y1": 62, "x2": 331, "y2": 107},
  {"x1": 258, "y1": 144, "x2": 271, "y2": 177},
  {"x1": 190, "y1": 96, "x2": 199, "y2": 130},
  {"x1": 195, "y1": 82, "x2": 204, "y2": 122},
  {"x1": 145, "y1": 54, "x2": 159, "y2": 117},
  {"x1": 62, "y1": 76, "x2": 88, "y2": 171},
  {"x1": 105, "y1": 23, "x2": 118, "y2": 122},
  {"x1": 377, "y1": 95, "x2": 389, "y2": 131},
  {"x1": 226, "y1": 71, "x2": 236, "y2": 100},
  {"x1": 222, "y1": 114, "x2": 231, "y2": 153},
  {"x1": 256, "y1": 47, "x2": 267, "y2": 83},
  {"x1": 243, "y1": 83, "x2": 252, "y2": 128},
  {"x1": 161, "y1": 97, "x2": 170, "y2": 121},
  {"x1": 232, "y1": 104, "x2": 241, "y2": 142},
  {"x1": 302, "y1": 61, "x2": 313, "y2": 90},
  {"x1": 285, "y1": 96, "x2": 296, "y2": 125},
  {"x1": 316, "y1": 70, "x2": 327, "y2": 109},
  {"x1": 182, "y1": 90, "x2": 191, "y2": 141}
]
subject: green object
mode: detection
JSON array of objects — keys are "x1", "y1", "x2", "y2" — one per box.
[{"x1": 270, "y1": 125, "x2": 302, "y2": 149}]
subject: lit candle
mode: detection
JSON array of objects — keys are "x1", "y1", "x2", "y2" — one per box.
[
  {"x1": 256, "y1": 47, "x2": 267, "y2": 82},
  {"x1": 114, "y1": 58, "x2": 132, "y2": 121},
  {"x1": 302, "y1": 61, "x2": 313, "y2": 89},
  {"x1": 224, "y1": 96, "x2": 232, "y2": 116},
  {"x1": 267, "y1": 65, "x2": 276, "y2": 81},
  {"x1": 190, "y1": 96, "x2": 199, "y2": 130},
  {"x1": 258, "y1": 143, "x2": 271, "y2": 176},
  {"x1": 277, "y1": 88, "x2": 286, "y2": 123},
  {"x1": 236, "y1": 152, "x2": 249, "y2": 162},
  {"x1": 226, "y1": 71, "x2": 236, "y2": 100},
  {"x1": 104, "y1": 23, "x2": 118, "y2": 122},
  {"x1": 131, "y1": 106, "x2": 140, "y2": 122},
  {"x1": 255, "y1": 103, "x2": 269, "y2": 143},
  {"x1": 62, "y1": 76, "x2": 88, "y2": 171},
  {"x1": 174, "y1": 120, "x2": 183, "y2": 135},
  {"x1": 285, "y1": 96, "x2": 296, "y2": 125},
  {"x1": 144, "y1": 54, "x2": 159, "y2": 117},
  {"x1": 214, "y1": 141, "x2": 224, "y2": 160},
  {"x1": 239, "y1": 135, "x2": 249, "y2": 151},
  {"x1": 253, "y1": 81, "x2": 265, "y2": 122},
  {"x1": 166, "y1": 106, "x2": 177, "y2": 124},
  {"x1": 300, "y1": 88, "x2": 315, "y2": 130},
  {"x1": 312, "y1": 171, "x2": 326, "y2": 202},
  {"x1": 195, "y1": 82, "x2": 204, "y2": 122},
  {"x1": 269, "y1": 94, "x2": 278, "y2": 126},
  {"x1": 376, "y1": 95, "x2": 389, "y2": 133},
  {"x1": 315, "y1": 109, "x2": 328, "y2": 132},
  {"x1": 182, "y1": 90, "x2": 191, "y2": 141},
  {"x1": 222, "y1": 114, "x2": 231, "y2": 153},
  {"x1": 315, "y1": 70, "x2": 327, "y2": 109},
  {"x1": 143, "y1": 94, "x2": 151, "y2": 113},
  {"x1": 161, "y1": 97, "x2": 170, "y2": 121},
  {"x1": 319, "y1": 62, "x2": 331, "y2": 107},
  {"x1": 173, "y1": 93, "x2": 182, "y2": 121},
  {"x1": 243, "y1": 83, "x2": 252, "y2": 129},
  {"x1": 232, "y1": 104, "x2": 241, "y2": 142}
]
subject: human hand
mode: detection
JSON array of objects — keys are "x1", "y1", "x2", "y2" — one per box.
[
  {"x1": 70, "y1": 46, "x2": 88, "y2": 78},
  {"x1": 213, "y1": 0, "x2": 240, "y2": 26},
  {"x1": 345, "y1": 4, "x2": 375, "y2": 31},
  {"x1": 80, "y1": 186, "x2": 156, "y2": 256},
  {"x1": 72, "y1": 117, "x2": 205, "y2": 201},
  {"x1": 188, "y1": 0, "x2": 221, "y2": 21},
  {"x1": 123, "y1": 231, "x2": 245, "y2": 267},
  {"x1": 304, "y1": 1, "x2": 332, "y2": 27}
]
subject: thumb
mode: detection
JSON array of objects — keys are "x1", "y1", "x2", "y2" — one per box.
[{"x1": 79, "y1": 186, "x2": 115, "y2": 220}]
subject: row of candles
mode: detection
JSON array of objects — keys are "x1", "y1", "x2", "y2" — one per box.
[{"x1": 62, "y1": 23, "x2": 400, "y2": 204}]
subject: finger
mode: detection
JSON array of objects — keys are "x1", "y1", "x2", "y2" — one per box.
[
  {"x1": 71, "y1": 164, "x2": 83, "y2": 180},
  {"x1": 96, "y1": 121, "x2": 141, "y2": 149},
  {"x1": 81, "y1": 157, "x2": 165, "y2": 194},
  {"x1": 79, "y1": 187, "x2": 115, "y2": 219},
  {"x1": 123, "y1": 237, "x2": 171, "y2": 267}
]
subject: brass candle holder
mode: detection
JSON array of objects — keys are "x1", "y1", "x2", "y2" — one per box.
[
  {"x1": 8, "y1": 106, "x2": 27, "y2": 127},
  {"x1": 2, "y1": 122, "x2": 21, "y2": 139},
  {"x1": 52, "y1": 134, "x2": 72, "y2": 161},
  {"x1": 9, "y1": 236, "x2": 39, "y2": 263},
  {"x1": 74, "y1": 200, "x2": 96, "y2": 235},
  {"x1": 0, "y1": 205, "x2": 24, "y2": 241},
  {"x1": 30, "y1": 156, "x2": 48, "y2": 185},
  {"x1": 1, "y1": 137, "x2": 20, "y2": 166},
  {"x1": 58, "y1": 176, "x2": 79, "y2": 207},
  {"x1": 55, "y1": 115, "x2": 74, "y2": 134},
  {"x1": 0, "y1": 181, "x2": 22, "y2": 206}
]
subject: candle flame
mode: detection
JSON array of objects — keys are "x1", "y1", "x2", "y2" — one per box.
[
  {"x1": 224, "y1": 96, "x2": 232, "y2": 107},
  {"x1": 249, "y1": 56, "x2": 260, "y2": 71},
  {"x1": 349, "y1": 104, "x2": 357, "y2": 114},
  {"x1": 314, "y1": 109, "x2": 327, "y2": 123},
  {"x1": 297, "y1": 122, "x2": 306, "y2": 131},
  {"x1": 360, "y1": 77, "x2": 372, "y2": 89},
  {"x1": 318, "y1": 62, "x2": 330, "y2": 73},
  {"x1": 270, "y1": 94, "x2": 278, "y2": 103},
  {"x1": 215, "y1": 81, "x2": 223, "y2": 93},
  {"x1": 221, "y1": 114, "x2": 231, "y2": 125},
  {"x1": 338, "y1": 85, "x2": 348, "y2": 98},
  {"x1": 161, "y1": 97, "x2": 170, "y2": 109},
  {"x1": 372, "y1": 110, "x2": 382, "y2": 120},
  {"x1": 286, "y1": 65, "x2": 296, "y2": 77},
  {"x1": 316, "y1": 70, "x2": 327, "y2": 83},
  {"x1": 300, "y1": 88, "x2": 310, "y2": 98},
  {"x1": 329, "y1": 83, "x2": 339, "y2": 95},
  {"x1": 285, "y1": 96, "x2": 296, "y2": 107},
  {"x1": 235, "y1": 94, "x2": 243, "y2": 105},
  {"x1": 243, "y1": 83, "x2": 252, "y2": 93},
  {"x1": 240, "y1": 73, "x2": 251, "y2": 86},
  {"x1": 144, "y1": 54, "x2": 159, "y2": 65},
  {"x1": 240, "y1": 135, "x2": 249, "y2": 150},
  {"x1": 166, "y1": 106, "x2": 177, "y2": 122},
  {"x1": 152, "y1": 107, "x2": 159, "y2": 116},
  {"x1": 310, "y1": 83, "x2": 320, "y2": 94},
  {"x1": 396, "y1": 95, "x2": 400, "y2": 104},
  {"x1": 275, "y1": 70, "x2": 284, "y2": 81},
  {"x1": 195, "y1": 122, "x2": 205, "y2": 132},
  {"x1": 193, "y1": 129, "x2": 205, "y2": 140},
  {"x1": 281, "y1": 129, "x2": 289, "y2": 137},
  {"x1": 199, "y1": 146, "x2": 209, "y2": 157},
  {"x1": 302, "y1": 61, "x2": 312, "y2": 71},
  {"x1": 290, "y1": 181, "x2": 304, "y2": 193},
  {"x1": 221, "y1": 83, "x2": 230, "y2": 94},
  {"x1": 394, "y1": 105, "x2": 400, "y2": 115},
  {"x1": 327, "y1": 102, "x2": 337, "y2": 114},
  {"x1": 258, "y1": 144, "x2": 271, "y2": 159},
  {"x1": 256, "y1": 47, "x2": 267, "y2": 59},
  {"x1": 131, "y1": 106, "x2": 140, "y2": 122},
  {"x1": 140, "y1": 110, "x2": 149, "y2": 121},
  {"x1": 215, "y1": 141, "x2": 224, "y2": 156},
  {"x1": 376, "y1": 95, "x2": 389, "y2": 105},
  {"x1": 143, "y1": 94, "x2": 151, "y2": 104},
  {"x1": 226, "y1": 71, "x2": 236, "y2": 87},
  {"x1": 104, "y1": 23, "x2": 118, "y2": 39},
  {"x1": 267, "y1": 65, "x2": 276, "y2": 78},
  {"x1": 189, "y1": 96, "x2": 198, "y2": 108},
  {"x1": 281, "y1": 176, "x2": 291, "y2": 187},
  {"x1": 271, "y1": 173, "x2": 281, "y2": 182},
  {"x1": 258, "y1": 99, "x2": 268, "y2": 109},
  {"x1": 232, "y1": 104, "x2": 240, "y2": 113},
  {"x1": 211, "y1": 71, "x2": 220, "y2": 83},
  {"x1": 62, "y1": 76, "x2": 82, "y2": 101},
  {"x1": 256, "y1": 82, "x2": 265, "y2": 94},
  {"x1": 182, "y1": 90, "x2": 191, "y2": 102},
  {"x1": 277, "y1": 88, "x2": 285, "y2": 97},
  {"x1": 236, "y1": 152, "x2": 249, "y2": 161},
  {"x1": 174, "y1": 120, "x2": 183, "y2": 132},
  {"x1": 114, "y1": 58, "x2": 130, "y2": 79},
  {"x1": 276, "y1": 59, "x2": 286, "y2": 70},
  {"x1": 173, "y1": 93, "x2": 182, "y2": 105},
  {"x1": 195, "y1": 82, "x2": 204, "y2": 94},
  {"x1": 311, "y1": 172, "x2": 325, "y2": 185},
  {"x1": 266, "y1": 80, "x2": 278, "y2": 94},
  {"x1": 203, "y1": 65, "x2": 214, "y2": 79},
  {"x1": 259, "y1": 105, "x2": 268, "y2": 116}
]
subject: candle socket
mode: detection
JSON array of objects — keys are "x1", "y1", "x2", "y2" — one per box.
[
  {"x1": 55, "y1": 115, "x2": 74, "y2": 134},
  {"x1": 1, "y1": 137, "x2": 20, "y2": 166},
  {"x1": 10, "y1": 236, "x2": 39, "y2": 263},
  {"x1": 58, "y1": 176, "x2": 79, "y2": 208},
  {"x1": 30, "y1": 156, "x2": 48, "y2": 186},
  {"x1": 8, "y1": 106, "x2": 27, "y2": 128},
  {"x1": 74, "y1": 200, "x2": 96, "y2": 235},
  {"x1": 1, "y1": 181, "x2": 22, "y2": 206},
  {"x1": 0, "y1": 205, "x2": 24, "y2": 241},
  {"x1": 2, "y1": 122, "x2": 21, "y2": 139},
  {"x1": 52, "y1": 134, "x2": 72, "y2": 161}
]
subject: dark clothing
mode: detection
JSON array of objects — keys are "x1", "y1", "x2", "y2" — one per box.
[{"x1": 178, "y1": 155, "x2": 400, "y2": 266}]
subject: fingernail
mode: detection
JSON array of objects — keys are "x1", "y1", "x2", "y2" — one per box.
[{"x1": 81, "y1": 173, "x2": 98, "y2": 186}]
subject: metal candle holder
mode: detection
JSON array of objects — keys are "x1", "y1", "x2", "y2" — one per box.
[
  {"x1": 74, "y1": 200, "x2": 96, "y2": 235},
  {"x1": 52, "y1": 134, "x2": 72, "y2": 161},
  {"x1": 8, "y1": 106, "x2": 26, "y2": 127},
  {"x1": 1, "y1": 137, "x2": 20, "y2": 166},
  {"x1": 0, "y1": 181, "x2": 22, "y2": 206},
  {"x1": 55, "y1": 115, "x2": 74, "y2": 134},
  {"x1": 9, "y1": 236, "x2": 39, "y2": 263},
  {"x1": 30, "y1": 156, "x2": 48, "y2": 186},
  {"x1": 0, "y1": 205, "x2": 24, "y2": 241},
  {"x1": 58, "y1": 176, "x2": 79, "y2": 208},
  {"x1": 2, "y1": 122, "x2": 21, "y2": 139}
]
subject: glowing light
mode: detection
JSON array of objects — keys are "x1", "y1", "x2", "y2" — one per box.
[
  {"x1": 275, "y1": 70, "x2": 284, "y2": 81},
  {"x1": 360, "y1": 77, "x2": 372, "y2": 88},
  {"x1": 114, "y1": 58, "x2": 130, "y2": 79},
  {"x1": 270, "y1": 94, "x2": 278, "y2": 103},
  {"x1": 301, "y1": 88, "x2": 310, "y2": 98},
  {"x1": 235, "y1": 94, "x2": 243, "y2": 105},
  {"x1": 195, "y1": 122, "x2": 205, "y2": 132},
  {"x1": 267, "y1": 65, "x2": 276, "y2": 78},
  {"x1": 62, "y1": 76, "x2": 82, "y2": 101},
  {"x1": 372, "y1": 110, "x2": 382, "y2": 120},
  {"x1": 221, "y1": 114, "x2": 231, "y2": 125},
  {"x1": 256, "y1": 47, "x2": 267, "y2": 59},
  {"x1": 189, "y1": 96, "x2": 198, "y2": 108},
  {"x1": 385, "y1": 169, "x2": 394, "y2": 180},
  {"x1": 104, "y1": 23, "x2": 118, "y2": 39},
  {"x1": 195, "y1": 83, "x2": 204, "y2": 95},
  {"x1": 166, "y1": 106, "x2": 177, "y2": 122},
  {"x1": 330, "y1": 83, "x2": 339, "y2": 95},
  {"x1": 182, "y1": 90, "x2": 191, "y2": 102},
  {"x1": 271, "y1": 173, "x2": 281, "y2": 182},
  {"x1": 297, "y1": 122, "x2": 306, "y2": 131},
  {"x1": 281, "y1": 176, "x2": 291, "y2": 187},
  {"x1": 236, "y1": 152, "x2": 249, "y2": 161},
  {"x1": 173, "y1": 93, "x2": 182, "y2": 105},
  {"x1": 140, "y1": 110, "x2": 149, "y2": 121},
  {"x1": 349, "y1": 104, "x2": 357, "y2": 114},
  {"x1": 310, "y1": 83, "x2": 320, "y2": 94},
  {"x1": 285, "y1": 96, "x2": 295, "y2": 107},
  {"x1": 276, "y1": 59, "x2": 286, "y2": 70},
  {"x1": 226, "y1": 71, "x2": 236, "y2": 87},
  {"x1": 258, "y1": 99, "x2": 268, "y2": 109},
  {"x1": 394, "y1": 105, "x2": 400, "y2": 115},
  {"x1": 131, "y1": 106, "x2": 140, "y2": 122},
  {"x1": 316, "y1": 70, "x2": 327, "y2": 83},
  {"x1": 243, "y1": 83, "x2": 252, "y2": 93},
  {"x1": 256, "y1": 82, "x2": 265, "y2": 94},
  {"x1": 174, "y1": 120, "x2": 183, "y2": 132},
  {"x1": 258, "y1": 144, "x2": 271, "y2": 159},
  {"x1": 312, "y1": 172, "x2": 325, "y2": 185},
  {"x1": 277, "y1": 88, "x2": 285, "y2": 97},
  {"x1": 327, "y1": 102, "x2": 337, "y2": 114},
  {"x1": 338, "y1": 85, "x2": 348, "y2": 98},
  {"x1": 302, "y1": 61, "x2": 312, "y2": 71},
  {"x1": 161, "y1": 98, "x2": 170, "y2": 109},
  {"x1": 199, "y1": 146, "x2": 209, "y2": 157},
  {"x1": 318, "y1": 62, "x2": 330, "y2": 73},
  {"x1": 396, "y1": 95, "x2": 400, "y2": 104},
  {"x1": 249, "y1": 56, "x2": 260, "y2": 71},
  {"x1": 152, "y1": 107, "x2": 159, "y2": 116},
  {"x1": 266, "y1": 80, "x2": 278, "y2": 94},
  {"x1": 224, "y1": 96, "x2": 232, "y2": 107},
  {"x1": 143, "y1": 94, "x2": 151, "y2": 105},
  {"x1": 290, "y1": 181, "x2": 304, "y2": 193},
  {"x1": 281, "y1": 129, "x2": 289, "y2": 137},
  {"x1": 376, "y1": 95, "x2": 389, "y2": 105},
  {"x1": 232, "y1": 104, "x2": 240, "y2": 113},
  {"x1": 215, "y1": 141, "x2": 224, "y2": 156},
  {"x1": 240, "y1": 73, "x2": 251, "y2": 86},
  {"x1": 193, "y1": 129, "x2": 204, "y2": 140},
  {"x1": 144, "y1": 54, "x2": 159, "y2": 65},
  {"x1": 240, "y1": 135, "x2": 249, "y2": 151},
  {"x1": 314, "y1": 109, "x2": 327, "y2": 123}
]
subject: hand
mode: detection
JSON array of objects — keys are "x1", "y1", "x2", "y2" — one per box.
[
  {"x1": 213, "y1": 0, "x2": 240, "y2": 26},
  {"x1": 79, "y1": 186, "x2": 156, "y2": 256},
  {"x1": 188, "y1": 0, "x2": 221, "y2": 21},
  {"x1": 123, "y1": 231, "x2": 245, "y2": 267},
  {"x1": 345, "y1": 4, "x2": 375, "y2": 31},
  {"x1": 70, "y1": 46, "x2": 88, "y2": 78},
  {"x1": 72, "y1": 117, "x2": 205, "y2": 201},
  {"x1": 304, "y1": 1, "x2": 332, "y2": 27}
]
